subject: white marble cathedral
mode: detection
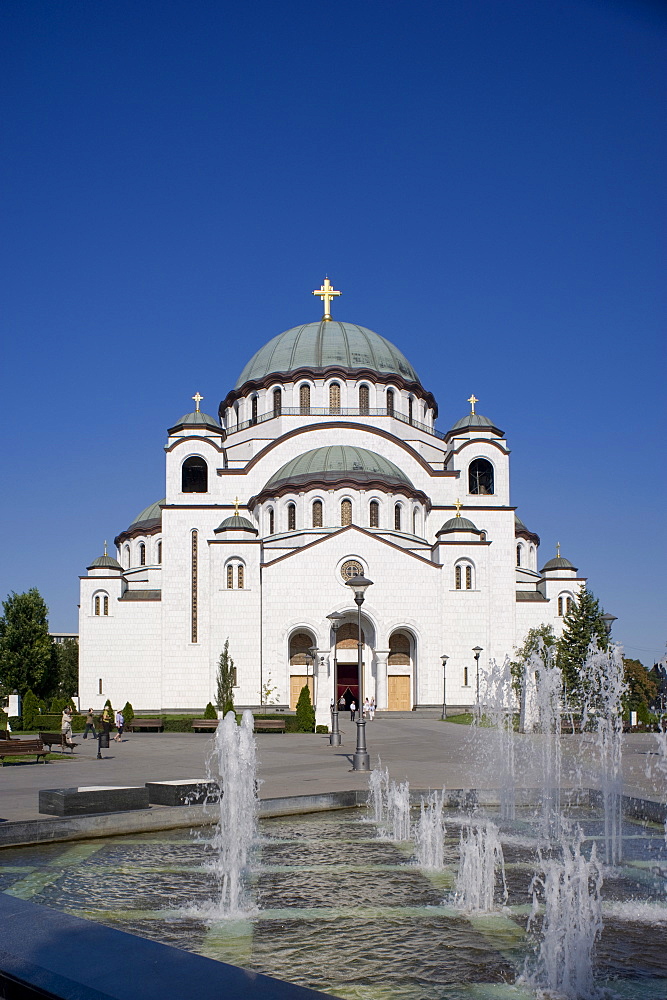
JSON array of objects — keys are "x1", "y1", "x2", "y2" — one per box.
[{"x1": 79, "y1": 279, "x2": 586, "y2": 724}]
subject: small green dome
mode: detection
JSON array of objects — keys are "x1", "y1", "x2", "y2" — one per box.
[
  {"x1": 214, "y1": 515, "x2": 258, "y2": 534},
  {"x1": 129, "y1": 499, "x2": 164, "y2": 531},
  {"x1": 437, "y1": 516, "x2": 480, "y2": 535},
  {"x1": 236, "y1": 321, "x2": 421, "y2": 388},
  {"x1": 88, "y1": 553, "x2": 123, "y2": 571},
  {"x1": 265, "y1": 446, "x2": 414, "y2": 492},
  {"x1": 169, "y1": 410, "x2": 223, "y2": 434},
  {"x1": 449, "y1": 412, "x2": 497, "y2": 432},
  {"x1": 541, "y1": 556, "x2": 577, "y2": 573}
]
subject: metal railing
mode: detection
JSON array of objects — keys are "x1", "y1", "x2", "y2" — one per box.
[{"x1": 226, "y1": 406, "x2": 446, "y2": 440}]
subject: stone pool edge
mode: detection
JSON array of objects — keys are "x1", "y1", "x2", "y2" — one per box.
[{"x1": 0, "y1": 787, "x2": 664, "y2": 849}]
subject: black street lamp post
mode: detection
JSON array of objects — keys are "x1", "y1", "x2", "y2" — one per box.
[
  {"x1": 345, "y1": 573, "x2": 373, "y2": 771},
  {"x1": 308, "y1": 646, "x2": 318, "y2": 706},
  {"x1": 472, "y1": 646, "x2": 483, "y2": 718},
  {"x1": 440, "y1": 654, "x2": 449, "y2": 720},
  {"x1": 327, "y1": 612, "x2": 345, "y2": 746}
]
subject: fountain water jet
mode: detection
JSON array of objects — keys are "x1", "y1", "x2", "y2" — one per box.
[
  {"x1": 368, "y1": 760, "x2": 389, "y2": 825},
  {"x1": 454, "y1": 819, "x2": 507, "y2": 912},
  {"x1": 414, "y1": 789, "x2": 446, "y2": 869},
  {"x1": 210, "y1": 709, "x2": 258, "y2": 916},
  {"x1": 480, "y1": 656, "x2": 518, "y2": 822}
]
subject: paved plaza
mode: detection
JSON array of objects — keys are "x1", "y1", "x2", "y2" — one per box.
[{"x1": 0, "y1": 718, "x2": 663, "y2": 826}]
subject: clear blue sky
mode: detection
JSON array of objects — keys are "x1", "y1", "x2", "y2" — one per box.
[{"x1": 1, "y1": 0, "x2": 665, "y2": 664}]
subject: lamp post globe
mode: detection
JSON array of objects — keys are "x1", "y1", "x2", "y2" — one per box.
[
  {"x1": 345, "y1": 573, "x2": 373, "y2": 771},
  {"x1": 472, "y1": 647, "x2": 483, "y2": 718},
  {"x1": 601, "y1": 613, "x2": 617, "y2": 636},
  {"x1": 440, "y1": 654, "x2": 449, "y2": 721},
  {"x1": 327, "y1": 612, "x2": 345, "y2": 746}
]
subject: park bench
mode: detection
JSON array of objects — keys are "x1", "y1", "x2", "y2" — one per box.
[
  {"x1": 253, "y1": 718, "x2": 286, "y2": 733},
  {"x1": 0, "y1": 738, "x2": 48, "y2": 764},
  {"x1": 39, "y1": 732, "x2": 79, "y2": 753},
  {"x1": 129, "y1": 718, "x2": 164, "y2": 732},
  {"x1": 192, "y1": 719, "x2": 219, "y2": 732}
]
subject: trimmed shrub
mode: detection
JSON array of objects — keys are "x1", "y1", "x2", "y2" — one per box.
[
  {"x1": 49, "y1": 697, "x2": 68, "y2": 714},
  {"x1": 204, "y1": 702, "x2": 217, "y2": 720},
  {"x1": 162, "y1": 717, "x2": 192, "y2": 732},
  {"x1": 315, "y1": 725, "x2": 328, "y2": 734},
  {"x1": 295, "y1": 686, "x2": 315, "y2": 733},
  {"x1": 121, "y1": 702, "x2": 134, "y2": 727},
  {"x1": 21, "y1": 690, "x2": 40, "y2": 729}
]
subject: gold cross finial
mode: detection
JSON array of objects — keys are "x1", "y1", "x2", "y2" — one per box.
[
  {"x1": 454, "y1": 498, "x2": 462, "y2": 517},
  {"x1": 234, "y1": 496, "x2": 240, "y2": 516},
  {"x1": 104, "y1": 540, "x2": 107, "y2": 555},
  {"x1": 556, "y1": 541, "x2": 561, "y2": 558},
  {"x1": 192, "y1": 392, "x2": 203, "y2": 412},
  {"x1": 312, "y1": 276, "x2": 341, "y2": 321},
  {"x1": 467, "y1": 394, "x2": 479, "y2": 415}
]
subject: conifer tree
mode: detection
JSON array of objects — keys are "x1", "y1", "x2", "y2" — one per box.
[
  {"x1": 557, "y1": 586, "x2": 608, "y2": 695},
  {"x1": 216, "y1": 638, "x2": 235, "y2": 715},
  {"x1": 295, "y1": 684, "x2": 315, "y2": 732}
]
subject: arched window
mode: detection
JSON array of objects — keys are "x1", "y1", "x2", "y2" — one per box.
[
  {"x1": 287, "y1": 503, "x2": 296, "y2": 531},
  {"x1": 273, "y1": 388, "x2": 282, "y2": 417},
  {"x1": 227, "y1": 565, "x2": 234, "y2": 589},
  {"x1": 463, "y1": 665, "x2": 469, "y2": 686},
  {"x1": 329, "y1": 383, "x2": 340, "y2": 413},
  {"x1": 567, "y1": 597, "x2": 573, "y2": 613},
  {"x1": 530, "y1": 545, "x2": 536, "y2": 569},
  {"x1": 103, "y1": 595, "x2": 109, "y2": 615},
  {"x1": 157, "y1": 541, "x2": 162, "y2": 564},
  {"x1": 408, "y1": 397, "x2": 413, "y2": 425},
  {"x1": 336, "y1": 621, "x2": 365, "y2": 648},
  {"x1": 182, "y1": 456, "x2": 208, "y2": 493},
  {"x1": 139, "y1": 543, "x2": 146, "y2": 566},
  {"x1": 268, "y1": 507, "x2": 275, "y2": 535},
  {"x1": 386, "y1": 389, "x2": 395, "y2": 416},
  {"x1": 94, "y1": 595, "x2": 100, "y2": 616},
  {"x1": 251, "y1": 395, "x2": 258, "y2": 425},
  {"x1": 237, "y1": 565, "x2": 244, "y2": 589},
  {"x1": 394, "y1": 503, "x2": 402, "y2": 531},
  {"x1": 412, "y1": 508, "x2": 419, "y2": 535},
  {"x1": 455, "y1": 565, "x2": 462, "y2": 590},
  {"x1": 359, "y1": 384, "x2": 370, "y2": 414},
  {"x1": 312, "y1": 499, "x2": 323, "y2": 527},
  {"x1": 341, "y1": 499, "x2": 352, "y2": 526},
  {"x1": 466, "y1": 565, "x2": 472, "y2": 590},
  {"x1": 124, "y1": 545, "x2": 130, "y2": 568},
  {"x1": 369, "y1": 500, "x2": 379, "y2": 527},
  {"x1": 299, "y1": 384, "x2": 311, "y2": 414},
  {"x1": 388, "y1": 632, "x2": 411, "y2": 666},
  {"x1": 469, "y1": 458, "x2": 494, "y2": 496},
  {"x1": 516, "y1": 544, "x2": 522, "y2": 566}
]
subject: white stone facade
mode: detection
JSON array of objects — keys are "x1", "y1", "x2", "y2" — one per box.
[{"x1": 79, "y1": 308, "x2": 586, "y2": 722}]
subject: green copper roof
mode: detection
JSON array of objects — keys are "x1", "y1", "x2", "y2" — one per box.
[
  {"x1": 437, "y1": 515, "x2": 480, "y2": 534},
  {"x1": 169, "y1": 410, "x2": 223, "y2": 434},
  {"x1": 449, "y1": 412, "x2": 497, "y2": 432},
  {"x1": 129, "y1": 499, "x2": 164, "y2": 530},
  {"x1": 214, "y1": 515, "x2": 258, "y2": 534},
  {"x1": 88, "y1": 554, "x2": 123, "y2": 571},
  {"x1": 265, "y1": 446, "x2": 414, "y2": 491},
  {"x1": 235, "y1": 321, "x2": 420, "y2": 388},
  {"x1": 541, "y1": 556, "x2": 577, "y2": 573}
]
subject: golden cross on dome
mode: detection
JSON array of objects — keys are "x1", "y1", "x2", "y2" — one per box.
[
  {"x1": 234, "y1": 497, "x2": 240, "y2": 516},
  {"x1": 467, "y1": 394, "x2": 479, "y2": 415},
  {"x1": 454, "y1": 498, "x2": 463, "y2": 517},
  {"x1": 192, "y1": 392, "x2": 203, "y2": 412},
  {"x1": 556, "y1": 541, "x2": 561, "y2": 558},
  {"x1": 312, "y1": 276, "x2": 341, "y2": 321}
]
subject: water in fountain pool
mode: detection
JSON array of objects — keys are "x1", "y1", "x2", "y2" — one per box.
[{"x1": 1, "y1": 807, "x2": 665, "y2": 1000}]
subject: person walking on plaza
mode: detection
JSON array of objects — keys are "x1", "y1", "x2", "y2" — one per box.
[
  {"x1": 82, "y1": 708, "x2": 97, "y2": 740},
  {"x1": 114, "y1": 709, "x2": 124, "y2": 742},
  {"x1": 369, "y1": 698, "x2": 375, "y2": 721},
  {"x1": 350, "y1": 700, "x2": 356, "y2": 721},
  {"x1": 61, "y1": 706, "x2": 74, "y2": 748},
  {"x1": 363, "y1": 697, "x2": 370, "y2": 719}
]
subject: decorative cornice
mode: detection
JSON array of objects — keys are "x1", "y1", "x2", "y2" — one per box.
[
  {"x1": 248, "y1": 475, "x2": 430, "y2": 508},
  {"x1": 515, "y1": 527, "x2": 541, "y2": 545},
  {"x1": 444, "y1": 437, "x2": 510, "y2": 459},
  {"x1": 220, "y1": 366, "x2": 438, "y2": 416},
  {"x1": 114, "y1": 522, "x2": 162, "y2": 546},
  {"x1": 164, "y1": 435, "x2": 227, "y2": 454}
]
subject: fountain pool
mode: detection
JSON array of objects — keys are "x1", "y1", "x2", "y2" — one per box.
[{"x1": 1, "y1": 806, "x2": 665, "y2": 999}]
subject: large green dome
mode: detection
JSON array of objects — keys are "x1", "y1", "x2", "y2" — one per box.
[
  {"x1": 235, "y1": 321, "x2": 420, "y2": 388},
  {"x1": 265, "y1": 446, "x2": 414, "y2": 492}
]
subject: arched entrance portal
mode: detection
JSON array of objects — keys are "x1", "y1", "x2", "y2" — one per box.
[
  {"x1": 387, "y1": 631, "x2": 413, "y2": 710},
  {"x1": 335, "y1": 621, "x2": 367, "y2": 709},
  {"x1": 289, "y1": 631, "x2": 315, "y2": 708}
]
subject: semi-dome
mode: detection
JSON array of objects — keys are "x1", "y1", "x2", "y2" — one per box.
[
  {"x1": 235, "y1": 321, "x2": 421, "y2": 388},
  {"x1": 128, "y1": 499, "x2": 164, "y2": 532},
  {"x1": 265, "y1": 446, "x2": 413, "y2": 492}
]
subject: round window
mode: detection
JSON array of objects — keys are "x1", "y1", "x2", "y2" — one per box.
[{"x1": 340, "y1": 559, "x2": 363, "y2": 581}]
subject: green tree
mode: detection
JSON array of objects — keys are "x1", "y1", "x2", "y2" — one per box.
[
  {"x1": 295, "y1": 684, "x2": 315, "y2": 733},
  {"x1": 121, "y1": 701, "x2": 135, "y2": 727},
  {"x1": 509, "y1": 624, "x2": 556, "y2": 697},
  {"x1": 216, "y1": 639, "x2": 235, "y2": 715},
  {"x1": 52, "y1": 639, "x2": 79, "y2": 699},
  {"x1": 0, "y1": 589, "x2": 54, "y2": 696},
  {"x1": 623, "y1": 658, "x2": 657, "y2": 714},
  {"x1": 557, "y1": 587, "x2": 608, "y2": 696},
  {"x1": 21, "y1": 689, "x2": 40, "y2": 729},
  {"x1": 204, "y1": 701, "x2": 217, "y2": 719}
]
